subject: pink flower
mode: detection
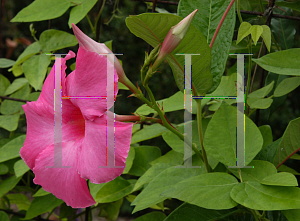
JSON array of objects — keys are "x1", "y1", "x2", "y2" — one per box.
[{"x1": 20, "y1": 25, "x2": 133, "y2": 208}]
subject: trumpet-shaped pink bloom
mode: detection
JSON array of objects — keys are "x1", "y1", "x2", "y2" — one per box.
[{"x1": 20, "y1": 25, "x2": 133, "y2": 208}]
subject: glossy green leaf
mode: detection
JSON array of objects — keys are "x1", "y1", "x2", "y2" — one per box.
[
  {"x1": 248, "y1": 81, "x2": 274, "y2": 99},
  {"x1": 0, "y1": 74, "x2": 10, "y2": 96},
  {"x1": 253, "y1": 49, "x2": 300, "y2": 76},
  {"x1": 126, "y1": 13, "x2": 212, "y2": 94},
  {"x1": 11, "y1": 0, "x2": 71, "y2": 22},
  {"x1": 123, "y1": 146, "x2": 135, "y2": 174},
  {"x1": 95, "y1": 176, "x2": 134, "y2": 203},
  {"x1": 131, "y1": 167, "x2": 203, "y2": 213},
  {"x1": 133, "y1": 163, "x2": 171, "y2": 192},
  {"x1": 39, "y1": 29, "x2": 78, "y2": 52},
  {"x1": 68, "y1": 0, "x2": 98, "y2": 28},
  {"x1": 4, "y1": 78, "x2": 28, "y2": 96},
  {"x1": 274, "y1": 77, "x2": 300, "y2": 97},
  {"x1": 161, "y1": 173, "x2": 238, "y2": 209},
  {"x1": 14, "y1": 159, "x2": 30, "y2": 178},
  {"x1": 0, "y1": 211, "x2": 9, "y2": 221},
  {"x1": 230, "y1": 181, "x2": 300, "y2": 210},
  {"x1": 282, "y1": 209, "x2": 300, "y2": 221},
  {"x1": 273, "y1": 117, "x2": 300, "y2": 168},
  {"x1": 150, "y1": 150, "x2": 183, "y2": 166},
  {"x1": 128, "y1": 146, "x2": 161, "y2": 176},
  {"x1": 259, "y1": 125, "x2": 273, "y2": 148},
  {"x1": 261, "y1": 25, "x2": 271, "y2": 52},
  {"x1": 261, "y1": 172, "x2": 298, "y2": 186},
  {"x1": 164, "y1": 202, "x2": 240, "y2": 221},
  {"x1": 0, "y1": 114, "x2": 20, "y2": 131},
  {"x1": 6, "y1": 194, "x2": 31, "y2": 211},
  {"x1": 23, "y1": 54, "x2": 51, "y2": 90},
  {"x1": 0, "y1": 135, "x2": 26, "y2": 163},
  {"x1": 0, "y1": 163, "x2": 9, "y2": 175},
  {"x1": 178, "y1": 0, "x2": 235, "y2": 93},
  {"x1": 134, "y1": 212, "x2": 166, "y2": 221},
  {"x1": 0, "y1": 58, "x2": 15, "y2": 68},
  {"x1": 131, "y1": 124, "x2": 168, "y2": 144},
  {"x1": 135, "y1": 91, "x2": 198, "y2": 115},
  {"x1": 33, "y1": 188, "x2": 51, "y2": 197},
  {"x1": 99, "y1": 198, "x2": 123, "y2": 221},
  {"x1": 237, "y1": 22, "x2": 251, "y2": 44},
  {"x1": 0, "y1": 175, "x2": 22, "y2": 198},
  {"x1": 247, "y1": 97, "x2": 273, "y2": 109},
  {"x1": 250, "y1": 25, "x2": 263, "y2": 45},
  {"x1": 204, "y1": 102, "x2": 263, "y2": 166},
  {"x1": 24, "y1": 194, "x2": 63, "y2": 220}
]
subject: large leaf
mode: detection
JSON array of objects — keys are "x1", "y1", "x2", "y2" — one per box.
[
  {"x1": 0, "y1": 135, "x2": 26, "y2": 163},
  {"x1": 161, "y1": 173, "x2": 239, "y2": 209},
  {"x1": 281, "y1": 209, "x2": 300, "y2": 221},
  {"x1": 252, "y1": 49, "x2": 300, "y2": 76},
  {"x1": 230, "y1": 181, "x2": 300, "y2": 210},
  {"x1": 204, "y1": 102, "x2": 263, "y2": 166},
  {"x1": 126, "y1": 13, "x2": 212, "y2": 94},
  {"x1": 23, "y1": 54, "x2": 51, "y2": 90},
  {"x1": 131, "y1": 167, "x2": 203, "y2": 213},
  {"x1": 164, "y1": 202, "x2": 240, "y2": 221},
  {"x1": 274, "y1": 77, "x2": 300, "y2": 97},
  {"x1": 178, "y1": 0, "x2": 236, "y2": 93},
  {"x1": 68, "y1": 0, "x2": 98, "y2": 28},
  {"x1": 39, "y1": 29, "x2": 78, "y2": 52},
  {"x1": 11, "y1": 0, "x2": 71, "y2": 22},
  {"x1": 273, "y1": 117, "x2": 300, "y2": 168},
  {"x1": 255, "y1": 138, "x2": 282, "y2": 163}
]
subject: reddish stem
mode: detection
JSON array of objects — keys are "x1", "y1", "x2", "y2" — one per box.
[
  {"x1": 209, "y1": 0, "x2": 236, "y2": 49},
  {"x1": 115, "y1": 114, "x2": 162, "y2": 124}
]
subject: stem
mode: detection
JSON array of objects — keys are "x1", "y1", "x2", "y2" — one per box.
[
  {"x1": 237, "y1": 0, "x2": 243, "y2": 24},
  {"x1": 245, "y1": 39, "x2": 252, "y2": 114},
  {"x1": 210, "y1": 0, "x2": 236, "y2": 48},
  {"x1": 115, "y1": 114, "x2": 162, "y2": 124},
  {"x1": 249, "y1": 208, "x2": 261, "y2": 221},
  {"x1": 94, "y1": 0, "x2": 106, "y2": 35},
  {"x1": 196, "y1": 99, "x2": 211, "y2": 173},
  {"x1": 250, "y1": 39, "x2": 264, "y2": 94},
  {"x1": 85, "y1": 207, "x2": 90, "y2": 221},
  {"x1": 0, "y1": 95, "x2": 29, "y2": 102},
  {"x1": 85, "y1": 15, "x2": 94, "y2": 32}
]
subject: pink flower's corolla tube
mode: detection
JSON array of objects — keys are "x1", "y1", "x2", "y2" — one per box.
[{"x1": 20, "y1": 26, "x2": 133, "y2": 208}]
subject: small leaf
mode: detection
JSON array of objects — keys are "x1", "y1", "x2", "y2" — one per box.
[
  {"x1": 6, "y1": 194, "x2": 31, "y2": 211},
  {"x1": 0, "y1": 74, "x2": 10, "y2": 96},
  {"x1": 123, "y1": 147, "x2": 135, "y2": 174},
  {"x1": 0, "y1": 164, "x2": 9, "y2": 175},
  {"x1": 0, "y1": 114, "x2": 20, "y2": 132},
  {"x1": 131, "y1": 124, "x2": 168, "y2": 144},
  {"x1": 4, "y1": 78, "x2": 28, "y2": 96},
  {"x1": 237, "y1": 22, "x2": 251, "y2": 44},
  {"x1": 274, "y1": 77, "x2": 300, "y2": 97},
  {"x1": 14, "y1": 159, "x2": 30, "y2": 178},
  {"x1": 0, "y1": 176, "x2": 22, "y2": 198},
  {"x1": 261, "y1": 172, "x2": 298, "y2": 186},
  {"x1": 33, "y1": 188, "x2": 51, "y2": 197},
  {"x1": 261, "y1": 25, "x2": 271, "y2": 52},
  {"x1": 250, "y1": 25, "x2": 263, "y2": 45},
  {"x1": 11, "y1": 0, "x2": 71, "y2": 22},
  {"x1": 247, "y1": 97, "x2": 273, "y2": 109},
  {"x1": 0, "y1": 58, "x2": 15, "y2": 68},
  {"x1": 0, "y1": 135, "x2": 26, "y2": 163},
  {"x1": 248, "y1": 81, "x2": 274, "y2": 99}
]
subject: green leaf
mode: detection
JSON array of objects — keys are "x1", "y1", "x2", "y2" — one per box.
[
  {"x1": 273, "y1": 117, "x2": 300, "y2": 168},
  {"x1": 0, "y1": 175, "x2": 22, "y2": 198},
  {"x1": 278, "y1": 164, "x2": 300, "y2": 176},
  {"x1": 0, "y1": 74, "x2": 10, "y2": 96},
  {"x1": 150, "y1": 150, "x2": 183, "y2": 166},
  {"x1": 255, "y1": 138, "x2": 282, "y2": 163},
  {"x1": 4, "y1": 78, "x2": 28, "y2": 96},
  {"x1": 274, "y1": 77, "x2": 300, "y2": 97},
  {"x1": 39, "y1": 29, "x2": 78, "y2": 52},
  {"x1": 161, "y1": 173, "x2": 238, "y2": 209},
  {"x1": 131, "y1": 167, "x2": 203, "y2": 213},
  {"x1": 0, "y1": 163, "x2": 9, "y2": 175},
  {"x1": 276, "y1": 1, "x2": 300, "y2": 13},
  {"x1": 0, "y1": 135, "x2": 26, "y2": 163},
  {"x1": 253, "y1": 49, "x2": 300, "y2": 76},
  {"x1": 282, "y1": 209, "x2": 300, "y2": 221},
  {"x1": 259, "y1": 125, "x2": 273, "y2": 148},
  {"x1": 123, "y1": 146, "x2": 135, "y2": 174},
  {"x1": 247, "y1": 97, "x2": 273, "y2": 109},
  {"x1": 128, "y1": 146, "x2": 161, "y2": 176},
  {"x1": 230, "y1": 181, "x2": 300, "y2": 210},
  {"x1": 207, "y1": 72, "x2": 237, "y2": 97},
  {"x1": 131, "y1": 124, "x2": 168, "y2": 144},
  {"x1": 248, "y1": 81, "x2": 274, "y2": 99},
  {"x1": 0, "y1": 211, "x2": 9, "y2": 221},
  {"x1": 261, "y1": 172, "x2": 298, "y2": 186},
  {"x1": 6, "y1": 194, "x2": 31, "y2": 211},
  {"x1": 0, "y1": 58, "x2": 15, "y2": 68},
  {"x1": 24, "y1": 194, "x2": 63, "y2": 220},
  {"x1": 14, "y1": 159, "x2": 30, "y2": 178},
  {"x1": 250, "y1": 25, "x2": 263, "y2": 45},
  {"x1": 11, "y1": 0, "x2": 71, "y2": 22},
  {"x1": 104, "y1": 40, "x2": 113, "y2": 51},
  {"x1": 133, "y1": 163, "x2": 172, "y2": 192},
  {"x1": 27, "y1": 92, "x2": 41, "y2": 101},
  {"x1": 22, "y1": 54, "x2": 51, "y2": 90},
  {"x1": 118, "y1": 82, "x2": 129, "y2": 90},
  {"x1": 236, "y1": 22, "x2": 251, "y2": 44},
  {"x1": 204, "y1": 102, "x2": 263, "y2": 166},
  {"x1": 0, "y1": 114, "x2": 20, "y2": 132},
  {"x1": 99, "y1": 198, "x2": 123, "y2": 221},
  {"x1": 261, "y1": 25, "x2": 271, "y2": 52},
  {"x1": 33, "y1": 188, "x2": 51, "y2": 197},
  {"x1": 126, "y1": 13, "x2": 212, "y2": 94},
  {"x1": 134, "y1": 212, "x2": 166, "y2": 221},
  {"x1": 135, "y1": 91, "x2": 198, "y2": 115},
  {"x1": 95, "y1": 176, "x2": 134, "y2": 203},
  {"x1": 178, "y1": 0, "x2": 235, "y2": 93},
  {"x1": 68, "y1": 0, "x2": 98, "y2": 28}
]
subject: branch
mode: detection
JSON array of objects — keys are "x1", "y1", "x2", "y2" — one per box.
[{"x1": 0, "y1": 95, "x2": 30, "y2": 102}]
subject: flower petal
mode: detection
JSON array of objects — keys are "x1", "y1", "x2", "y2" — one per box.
[
  {"x1": 66, "y1": 47, "x2": 118, "y2": 121},
  {"x1": 77, "y1": 114, "x2": 133, "y2": 183},
  {"x1": 33, "y1": 141, "x2": 96, "y2": 208}
]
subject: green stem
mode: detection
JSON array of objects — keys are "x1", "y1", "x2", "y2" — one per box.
[
  {"x1": 237, "y1": 0, "x2": 243, "y2": 23},
  {"x1": 249, "y1": 209, "x2": 261, "y2": 221},
  {"x1": 196, "y1": 99, "x2": 211, "y2": 173},
  {"x1": 85, "y1": 15, "x2": 94, "y2": 33},
  {"x1": 94, "y1": 0, "x2": 106, "y2": 34}
]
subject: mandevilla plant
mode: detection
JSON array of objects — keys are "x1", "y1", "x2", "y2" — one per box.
[{"x1": 0, "y1": 0, "x2": 300, "y2": 221}]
